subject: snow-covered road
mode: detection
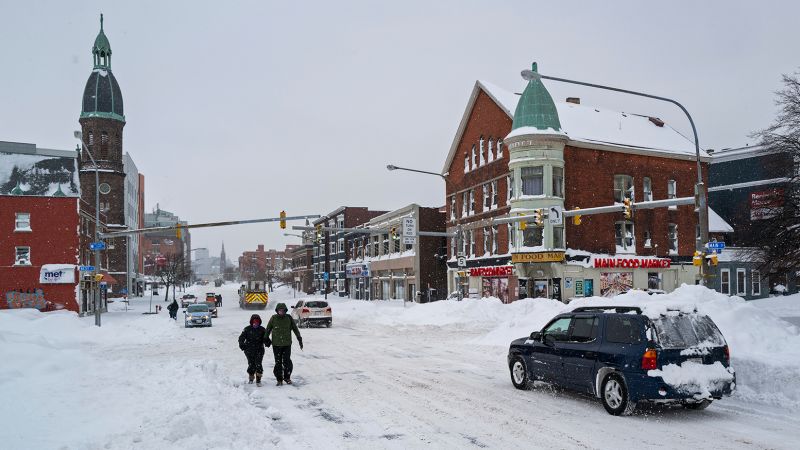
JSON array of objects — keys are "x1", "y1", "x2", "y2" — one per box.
[{"x1": 2, "y1": 284, "x2": 798, "y2": 449}]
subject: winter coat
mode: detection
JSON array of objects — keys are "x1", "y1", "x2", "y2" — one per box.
[
  {"x1": 167, "y1": 301, "x2": 178, "y2": 313},
  {"x1": 239, "y1": 325, "x2": 268, "y2": 354},
  {"x1": 265, "y1": 303, "x2": 302, "y2": 347}
]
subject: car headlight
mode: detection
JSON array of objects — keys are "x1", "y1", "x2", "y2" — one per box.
[{"x1": 202, "y1": 315, "x2": 209, "y2": 320}]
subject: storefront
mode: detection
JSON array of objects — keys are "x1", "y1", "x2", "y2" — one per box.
[
  {"x1": 346, "y1": 263, "x2": 370, "y2": 300},
  {"x1": 470, "y1": 265, "x2": 517, "y2": 303}
]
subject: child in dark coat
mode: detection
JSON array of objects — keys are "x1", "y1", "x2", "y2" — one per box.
[{"x1": 238, "y1": 314, "x2": 271, "y2": 386}]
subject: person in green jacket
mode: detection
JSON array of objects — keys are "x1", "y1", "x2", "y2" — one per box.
[{"x1": 265, "y1": 302, "x2": 303, "y2": 386}]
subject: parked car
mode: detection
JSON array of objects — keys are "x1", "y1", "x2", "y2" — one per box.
[
  {"x1": 203, "y1": 293, "x2": 219, "y2": 317},
  {"x1": 507, "y1": 306, "x2": 735, "y2": 416},
  {"x1": 184, "y1": 303, "x2": 213, "y2": 328},
  {"x1": 291, "y1": 300, "x2": 332, "y2": 327},
  {"x1": 180, "y1": 294, "x2": 197, "y2": 308}
]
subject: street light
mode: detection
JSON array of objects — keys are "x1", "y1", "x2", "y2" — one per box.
[
  {"x1": 74, "y1": 130, "x2": 103, "y2": 327},
  {"x1": 522, "y1": 69, "x2": 709, "y2": 281},
  {"x1": 283, "y1": 232, "x2": 304, "y2": 238},
  {"x1": 386, "y1": 163, "x2": 463, "y2": 300}
]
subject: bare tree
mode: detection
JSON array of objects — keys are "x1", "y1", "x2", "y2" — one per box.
[
  {"x1": 155, "y1": 253, "x2": 186, "y2": 302},
  {"x1": 748, "y1": 71, "x2": 800, "y2": 277}
]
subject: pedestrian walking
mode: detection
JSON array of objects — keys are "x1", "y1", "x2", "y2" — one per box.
[
  {"x1": 167, "y1": 300, "x2": 178, "y2": 320},
  {"x1": 265, "y1": 303, "x2": 303, "y2": 386},
  {"x1": 238, "y1": 314, "x2": 269, "y2": 386}
]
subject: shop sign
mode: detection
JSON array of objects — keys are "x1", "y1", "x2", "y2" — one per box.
[
  {"x1": 346, "y1": 264, "x2": 370, "y2": 278},
  {"x1": 511, "y1": 252, "x2": 565, "y2": 263},
  {"x1": 469, "y1": 266, "x2": 513, "y2": 277},
  {"x1": 39, "y1": 265, "x2": 76, "y2": 284},
  {"x1": 750, "y1": 188, "x2": 784, "y2": 220},
  {"x1": 574, "y1": 279, "x2": 584, "y2": 297},
  {"x1": 593, "y1": 257, "x2": 670, "y2": 269}
]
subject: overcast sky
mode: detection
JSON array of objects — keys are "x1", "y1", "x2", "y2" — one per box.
[{"x1": 1, "y1": 0, "x2": 797, "y2": 261}]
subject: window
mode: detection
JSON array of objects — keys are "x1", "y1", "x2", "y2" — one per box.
[
  {"x1": 543, "y1": 317, "x2": 572, "y2": 342},
  {"x1": 469, "y1": 189, "x2": 475, "y2": 215},
  {"x1": 614, "y1": 175, "x2": 634, "y2": 202},
  {"x1": 492, "y1": 225, "x2": 498, "y2": 254},
  {"x1": 471, "y1": 145, "x2": 477, "y2": 170},
  {"x1": 521, "y1": 166, "x2": 544, "y2": 195},
  {"x1": 450, "y1": 196, "x2": 456, "y2": 221},
  {"x1": 487, "y1": 137, "x2": 494, "y2": 162},
  {"x1": 643, "y1": 177, "x2": 653, "y2": 202},
  {"x1": 479, "y1": 136, "x2": 485, "y2": 166},
  {"x1": 88, "y1": 131, "x2": 94, "y2": 146},
  {"x1": 15, "y1": 213, "x2": 31, "y2": 231},
  {"x1": 469, "y1": 230, "x2": 475, "y2": 256},
  {"x1": 720, "y1": 269, "x2": 730, "y2": 294},
  {"x1": 552, "y1": 166, "x2": 564, "y2": 198},
  {"x1": 615, "y1": 221, "x2": 635, "y2": 252},
  {"x1": 450, "y1": 236, "x2": 457, "y2": 258},
  {"x1": 668, "y1": 180, "x2": 677, "y2": 210},
  {"x1": 569, "y1": 316, "x2": 598, "y2": 342},
  {"x1": 462, "y1": 192, "x2": 468, "y2": 217},
  {"x1": 605, "y1": 316, "x2": 642, "y2": 344},
  {"x1": 382, "y1": 234, "x2": 389, "y2": 254},
  {"x1": 15, "y1": 246, "x2": 31, "y2": 265},
  {"x1": 736, "y1": 269, "x2": 747, "y2": 295},
  {"x1": 497, "y1": 139, "x2": 503, "y2": 158},
  {"x1": 553, "y1": 226, "x2": 564, "y2": 249},
  {"x1": 464, "y1": 155, "x2": 470, "y2": 173},
  {"x1": 522, "y1": 227, "x2": 543, "y2": 247},
  {"x1": 100, "y1": 132, "x2": 109, "y2": 159},
  {"x1": 462, "y1": 230, "x2": 468, "y2": 255},
  {"x1": 752, "y1": 270, "x2": 761, "y2": 296},
  {"x1": 647, "y1": 272, "x2": 663, "y2": 290},
  {"x1": 643, "y1": 230, "x2": 652, "y2": 248},
  {"x1": 507, "y1": 173, "x2": 514, "y2": 202},
  {"x1": 483, "y1": 183, "x2": 490, "y2": 210},
  {"x1": 482, "y1": 228, "x2": 489, "y2": 255},
  {"x1": 491, "y1": 180, "x2": 498, "y2": 208},
  {"x1": 668, "y1": 223, "x2": 678, "y2": 254}
]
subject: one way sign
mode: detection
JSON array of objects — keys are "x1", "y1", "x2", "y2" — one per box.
[{"x1": 548, "y1": 206, "x2": 563, "y2": 225}]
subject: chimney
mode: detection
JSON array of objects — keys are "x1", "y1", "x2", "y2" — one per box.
[
  {"x1": 566, "y1": 97, "x2": 580, "y2": 105},
  {"x1": 257, "y1": 244, "x2": 265, "y2": 252}
]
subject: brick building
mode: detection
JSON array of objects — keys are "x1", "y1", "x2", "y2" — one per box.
[
  {"x1": 346, "y1": 204, "x2": 447, "y2": 301},
  {"x1": 312, "y1": 207, "x2": 387, "y2": 296},
  {"x1": 441, "y1": 64, "x2": 708, "y2": 301},
  {"x1": 142, "y1": 207, "x2": 191, "y2": 276},
  {"x1": 290, "y1": 240, "x2": 314, "y2": 294}
]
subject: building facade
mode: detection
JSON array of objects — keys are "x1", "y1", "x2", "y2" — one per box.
[
  {"x1": 142, "y1": 207, "x2": 191, "y2": 277},
  {"x1": 123, "y1": 152, "x2": 140, "y2": 294},
  {"x1": 442, "y1": 65, "x2": 707, "y2": 301}
]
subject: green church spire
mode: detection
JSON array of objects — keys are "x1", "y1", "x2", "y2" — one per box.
[
  {"x1": 511, "y1": 62, "x2": 562, "y2": 132},
  {"x1": 92, "y1": 14, "x2": 112, "y2": 69}
]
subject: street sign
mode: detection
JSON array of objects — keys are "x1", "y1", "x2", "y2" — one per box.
[
  {"x1": 457, "y1": 256, "x2": 467, "y2": 267},
  {"x1": 89, "y1": 242, "x2": 106, "y2": 251},
  {"x1": 402, "y1": 217, "x2": 416, "y2": 237},
  {"x1": 403, "y1": 236, "x2": 416, "y2": 245},
  {"x1": 548, "y1": 206, "x2": 563, "y2": 225},
  {"x1": 323, "y1": 272, "x2": 329, "y2": 281},
  {"x1": 706, "y1": 241, "x2": 726, "y2": 250},
  {"x1": 79, "y1": 265, "x2": 95, "y2": 272}
]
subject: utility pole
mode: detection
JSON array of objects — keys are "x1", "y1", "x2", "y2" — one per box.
[{"x1": 75, "y1": 131, "x2": 103, "y2": 327}]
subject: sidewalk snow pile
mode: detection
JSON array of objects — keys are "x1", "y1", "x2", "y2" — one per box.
[{"x1": 0, "y1": 308, "x2": 283, "y2": 449}]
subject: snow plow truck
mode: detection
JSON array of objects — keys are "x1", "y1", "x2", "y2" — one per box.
[{"x1": 239, "y1": 281, "x2": 268, "y2": 309}]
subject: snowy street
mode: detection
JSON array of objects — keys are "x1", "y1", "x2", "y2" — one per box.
[{"x1": 2, "y1": 283, "x2": 799, "y2": 449}]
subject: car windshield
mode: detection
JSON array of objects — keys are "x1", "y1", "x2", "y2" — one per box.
[
  {"x1": 187, "y1": 304, "x2": 208, "y2": 313},
  {"x1": 652, "y1": 314, "x2": 725, "y2": 348},
  {"x1": 306, "y1": 301, "x2": 328, "y2": 308}
]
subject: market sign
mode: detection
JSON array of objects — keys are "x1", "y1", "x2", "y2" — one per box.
[
  {"x1": 593, "y1": 257, "x2": 671, "y2": 269},
  {"x1": 750, "y1": 188, "x2": 784, "y2": 220},
  {"x1": 469, "y1": 266, "x2": 513, "y2": 277},
  {"x1": 511, "y1": 252, "x2": 565, "y2": 263},
  {"x1": 346, "y1": 264, "x2": 370, "y2": 278},
  {"x1": 39, "y1": 265, "x2": 76, "y2": 284}
]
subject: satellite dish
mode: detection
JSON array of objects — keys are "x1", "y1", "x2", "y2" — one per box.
[
  {"x1": 99, "y1": 183, "x2": 111, "y2": 194},
  {"x1": 521, "y1": 69, "x2": 540, "y2": 81}
]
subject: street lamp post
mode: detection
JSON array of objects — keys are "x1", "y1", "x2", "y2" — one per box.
[
  {"x1": 74, "y1": 131, "x2": 103, "y2": 326},
  {"x1": 522, "y1": 70, "x2": 709, "y2": 282},
  {"x1": 386, "y1": 164, "x2": 464, "y2": 300}
]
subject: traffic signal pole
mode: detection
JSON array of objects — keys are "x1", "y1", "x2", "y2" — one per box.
[{"x1": 100, "y1": 214, "x2": 322, "y2": 238}]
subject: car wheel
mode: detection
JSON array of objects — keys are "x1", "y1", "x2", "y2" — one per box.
[
  {"x1": 509, "y1": 356, "x2": 533, "y2": 390},
  {"x1": 684, "y1": 399, "x2": 712, "y2": 410},
  {"x1": 326, "y1": 321, "x2": 332, "y2": 328},
  {"x1": 601, "y1": 373, "x2": 636, "y2": 416}
]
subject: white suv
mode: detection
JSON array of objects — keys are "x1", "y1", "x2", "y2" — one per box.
[{"x1": 290, "y1": 300, "x2": 332, "y2": 328}]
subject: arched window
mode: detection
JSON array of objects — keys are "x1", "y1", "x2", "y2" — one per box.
[
  {"x1": 488, "y1": 137, "x2": 494, "y2": 162},
  {"x1": 100, "y1": 132, "x2": 109, "y2": 159},
  {"x1": 497, "y1": 139, "x2": 503, "y2": 158},
  {"x1": 471, "y1": 145, "x2": 477, "y2": 170},
  {"x1": 479, "y1": 136, "x2": 485, "y2": 166},
  {"x1": 88, "y1": 132, "x2": 94, "y2": 146}
]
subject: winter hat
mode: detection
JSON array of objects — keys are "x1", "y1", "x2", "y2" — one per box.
[
  {"x1": 250, "y1": 314, "x2": 262, "y2": 326},
  {"x1": 275, "y1": 303, "x2": 288, "y2": 313}
]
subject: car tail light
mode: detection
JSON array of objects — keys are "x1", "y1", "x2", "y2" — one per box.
[
  {"x1": 302, "y1": 308, "x2": 310, "y2": 313},
  {"x1": 641, "y1": 348, "x2": 658, "y2": 370},
  {"x1": 325, "y1": 307, "x2": 332, "y2": 313},
  {"x1": 723, "y1": 345, "x2": 730, "y2": 363}
]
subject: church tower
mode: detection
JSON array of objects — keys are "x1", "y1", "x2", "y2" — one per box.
[
  {"x1": 79, "y1": 14, "x2": 129, "y2": 290},
  {"x1": 220, "y1": 242, "x2": 227, "y2": 275}
]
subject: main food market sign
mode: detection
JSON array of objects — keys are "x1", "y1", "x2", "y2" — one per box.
[
  {"x1": 511, "y1": 252, "x2": 565, "y2": 263},
  {"x1": 469, "y1": 266, "x2": 513, "y2": 277},
  {"x1": 593, "y1": 257, "x2": 671, "y2": 269}
]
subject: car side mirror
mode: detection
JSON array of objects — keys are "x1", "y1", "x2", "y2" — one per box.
[
  {"x1": 291, "y1": 306, "x2": 295, "y2": 309},
  {"x1": 529, "y1": 331, "x2": 541, "y2": 341},
  {"x1": 543, "y1": 334, "x2": 556, "y2": 347}
]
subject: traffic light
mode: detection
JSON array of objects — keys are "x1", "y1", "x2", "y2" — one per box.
[
  {"x1": 572, "y1": 207, "x2": 582, "y2": 226},
  {"x1": 692, "y1": 251, "x2": 703, "y2": 267},
  {"x1": 709, "y1": 254, "x2": 719, "y2": 266},
  {"x1": 176, "y1": 224, "x2": 182, "y2": 239},
  {"x1": 390, "y1": 227, "x2": 398, "y2": 240},
  {"x1": 279, "y1": 210, "x2": 287, "y2": 229},
  {"x1": 533, "y1": 209, "x2": 545, "y2": 227},
  {"x1": 315, "y1": 224, "x2": 323, "y2": 243},
  {"x1": 518, "y1": 213, "x2": 527, "y2": 231},
  {"x1": 623, "y1": 198, "x2": 632, "y2": 220}
]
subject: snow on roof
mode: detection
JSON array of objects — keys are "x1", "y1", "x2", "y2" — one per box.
[
  {"x1": 478, "y1": 80, "x2": 708, "y2": 159},
  {"x1": 708, "y1": 207, "x2": 734, "y2": 233},
  {"x1": 0, "y1": 151, "x2": 79, "y2": 197}
]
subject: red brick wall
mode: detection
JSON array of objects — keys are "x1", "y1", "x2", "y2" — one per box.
[
  {"x1": 564, "y1": 146, "x2": 708, "y2": 257},
  {"x1": 0, "y1": 196, "x2": 80, "y2": 312}
]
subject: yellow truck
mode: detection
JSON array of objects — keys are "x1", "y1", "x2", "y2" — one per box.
[{"x1": 238, "y1": 280, "x2": 268, "y2": 309}]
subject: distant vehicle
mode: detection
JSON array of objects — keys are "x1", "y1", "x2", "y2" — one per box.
[
  {"x1": 214, "y1": 279, "x2": 223, "y2": 287},
  {"x1": 184, "y1": 303, "x2": 212, "y2": 328},
  {"x1": 204, "y1": 293, "x2": 218, "y2": 317},
  {"x1": 507, "y1": 306, "x2": 735, "y2": 416},
  {"x1": 180, "y1": 294, "x2": 197, "y2": 308},
  {"x1": 239, "y1": 280, "x2": 268, "y2": 309},
  {"x1": 291, "y1": 300, "x2": 332, "y2": 327}
]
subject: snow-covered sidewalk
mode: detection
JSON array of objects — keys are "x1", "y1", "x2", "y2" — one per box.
[{"x1": 1, "y1": 284, "x2": 798, "y2": 449}]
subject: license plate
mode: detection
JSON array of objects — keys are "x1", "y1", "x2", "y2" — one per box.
[
  {"x1": 685, "y1": 357, "x2": 703, "y2": 365},
  {"x1": 314, "y1": 311, "x2": 322, "y2": 316}
]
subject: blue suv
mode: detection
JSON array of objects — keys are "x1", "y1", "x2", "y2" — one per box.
[{"x1": 507, "y1": 306, "x2": 735, "y2": 415}]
